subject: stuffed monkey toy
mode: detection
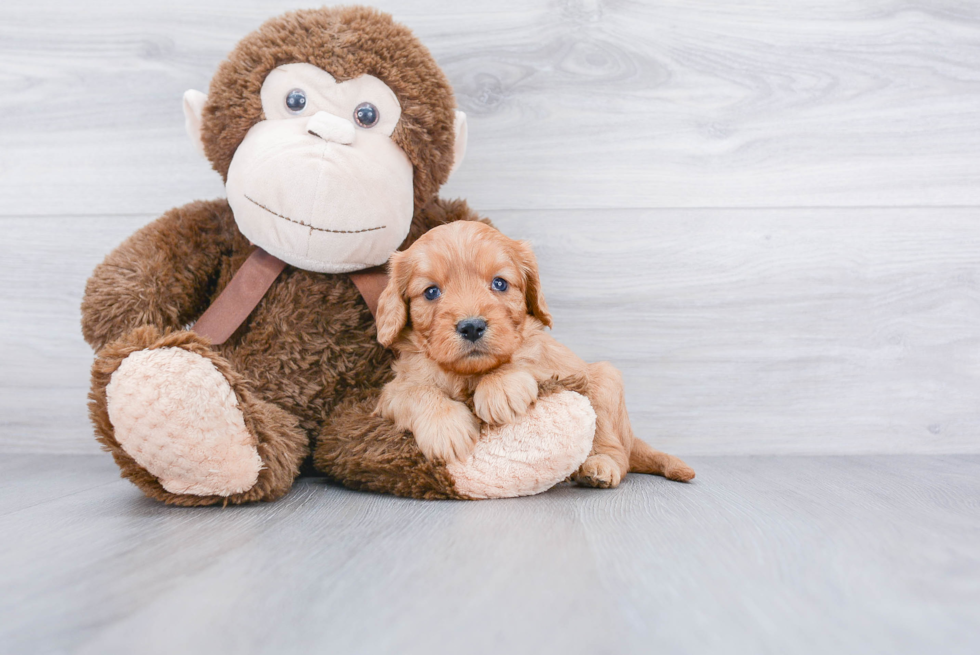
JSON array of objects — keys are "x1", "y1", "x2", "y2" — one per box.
[{"x1": 81, "y1": 6, "x2": 596, "y2": 505}]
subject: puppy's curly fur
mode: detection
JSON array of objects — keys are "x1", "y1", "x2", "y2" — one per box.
[{"x1": 375, "y1": 221, "x2": 695, "y2": 487}]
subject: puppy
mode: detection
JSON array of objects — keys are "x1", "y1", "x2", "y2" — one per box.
[{"x1": 375, "y1": 221, "x2": 694, "y2": 488}]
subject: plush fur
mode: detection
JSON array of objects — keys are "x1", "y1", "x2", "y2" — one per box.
[
  {"x1": 106, "y1": 346, "x2": 265, "y2": 496},
  {"x1": 375, "y1": 221, "x2": 696, "y2": 487},
  {"x1": 82, "y1": 7, "x2": 596, "y2": 504},
  {"x1": 202, "y1": 6, "x2": 457, "y2": 210},
  {"x1": 84, "y1": 194, "x2": 482, "y2": 503},
  {"x1": 445, "y1": 389, "x2": 596, "y2": 499},
  {"x1": 89, "y1": 325, "x2": 309, "y2": 506}
]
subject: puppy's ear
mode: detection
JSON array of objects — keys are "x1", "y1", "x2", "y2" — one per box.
[
  {"x1": 515, "y1": 240, "x2": 553, "y2": 328},
  {"x1": 376, "y1": 251, "x2": 411, "y2": 347}
]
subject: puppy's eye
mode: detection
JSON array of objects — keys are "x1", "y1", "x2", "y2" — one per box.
[
  {"x1": 354, "y1": 102, "x2": 380, "y2": 128},
  {"x1": 424, "y1": 286, "x2": 441, "y2": 301},
  {"x1": 285, "y1": 89, "x2": 307, "y2": 113},
  {"x1": 492, "y1": 277, "x2": 509, "y2": 292}
]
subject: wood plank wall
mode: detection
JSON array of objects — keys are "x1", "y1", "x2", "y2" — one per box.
[{"x1": 2, "y1": 0, "x2": 978, "y2": 455}]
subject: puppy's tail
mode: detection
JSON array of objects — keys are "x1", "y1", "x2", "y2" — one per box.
[{"x1": 629, "y1": 439, "x2": 696, "y2": 482}]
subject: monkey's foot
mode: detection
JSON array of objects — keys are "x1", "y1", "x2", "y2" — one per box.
[
  {"x1": 447, "y1": 391, "x2": 596, "y2": 499},
  {"x1": 106, "y1": 347, "x2": 263, "y2": 497}
]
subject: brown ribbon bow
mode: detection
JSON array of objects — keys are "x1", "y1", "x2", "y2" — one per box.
[{"x1": 192, "y1": 247, "x2": 389, "y2": 345}]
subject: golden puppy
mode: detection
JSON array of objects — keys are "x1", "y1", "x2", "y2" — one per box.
[{"x1": 375, "y1": 221, "x2": 694, "y2": 488}]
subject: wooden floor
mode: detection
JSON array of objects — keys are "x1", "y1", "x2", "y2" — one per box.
[{"x1": 2, "y1": 454, "x2": 978, "y2": 655}]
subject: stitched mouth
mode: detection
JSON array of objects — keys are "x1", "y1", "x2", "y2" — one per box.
[{"x1": 244, "y1": 194, "x2": 386, "y2": 234}]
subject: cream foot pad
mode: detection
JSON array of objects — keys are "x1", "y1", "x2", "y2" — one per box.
[
  {"x1": 448, "y1": 390, "x2": 596, "y2": 499},
  {"x1": 106, "y1": 347, "x2": 263, "y2": 496}
]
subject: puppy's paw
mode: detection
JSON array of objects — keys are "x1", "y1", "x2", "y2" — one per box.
[
  {"x1": 573, "y1": 454, "x2": 623, "y2": 489},
  {"x1": 473, "y1": 370, "x2": 539, "y2": 425},
  {"x1": 413, "y1": 401, "x2": 481, "y2": 463}
]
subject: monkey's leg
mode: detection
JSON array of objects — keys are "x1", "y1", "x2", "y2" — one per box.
[
  {"x1": 313, "y1": 388, "x2": 461, "y2": 499},
  {"x1": 90, "y1": 326, "x2": 308, "y2": 506},
  {"x1": 314, "y1": 386, "x2": 596, "y2": 500}
]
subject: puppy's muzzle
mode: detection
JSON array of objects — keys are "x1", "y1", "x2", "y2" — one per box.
[{"x1": 456, "y1": 317, "x2": 487, "y2": 342}]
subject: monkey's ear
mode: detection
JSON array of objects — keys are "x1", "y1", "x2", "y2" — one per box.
[
  {"x1": 447, "y1": 110, "x2": 468, "y2": 178},
  {"x1": 376, "y1": 252, "x2": 411, "y2": 347},
  {"x1": 516, "y1": 240, "x2": 553, "y2": 328},
  {"x1": 183, "y1": 89, "x2": 208, "y2": 157}
]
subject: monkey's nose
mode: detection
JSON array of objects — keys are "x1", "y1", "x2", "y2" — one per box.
[
  {"x1": 306, "y1": 111, "x2": 355, "y2": 145},
  {"x1": 456, "y1": 318, "x2": 487, "y2": 342}
]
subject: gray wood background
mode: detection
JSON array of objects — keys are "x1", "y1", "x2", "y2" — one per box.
[{"x1": 2, "y1": 0, "x2": 979, "y2": 456}]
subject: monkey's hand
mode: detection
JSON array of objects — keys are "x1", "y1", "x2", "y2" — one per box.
[{"x1": 473, "y1": 369, "x2": 539, "y2": 426}]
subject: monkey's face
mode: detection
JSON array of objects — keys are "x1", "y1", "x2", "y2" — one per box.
[
  {"x1": 224, "y1": 64, "x2": 415, "y2": 273},
  {"x1": 184, "y1": 8, "x2": 468, "y2": 273}
]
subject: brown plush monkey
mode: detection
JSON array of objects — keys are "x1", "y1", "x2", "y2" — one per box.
[{"x1": 81, "y1": 7, "x2": 595, "y2": 505}]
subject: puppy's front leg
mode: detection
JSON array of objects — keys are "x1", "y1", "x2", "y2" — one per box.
[
  {"x1": 473, "y1": 367, "x2": 539, "y2": 426},
  {"x1": 377, "y1": 383, "x2": 481, "y2": 463}
]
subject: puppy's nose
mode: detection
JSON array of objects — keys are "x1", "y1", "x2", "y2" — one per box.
[{"x1": 456, "y1": 318, "x2": 487, "y2": 342}]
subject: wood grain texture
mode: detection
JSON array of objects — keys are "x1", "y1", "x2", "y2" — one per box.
[
  {"x1": 1, "y1": 0, "x2": 979, "y2": 214},
  {"x1": 493, "y1": 208, "x2": 980, "y2": 455},
  {"x1": 0, "y1": 215, "x2": 151, "y2": 453},
  {"x1": 3, "y1": 208, "x2": 978, "y2": 455},
  {"x1": 1, "y1": 454, "x2": 978, "y2": 654},
  {"x1": 2, "y1": 1, "x2": 979, "y2": 456}
]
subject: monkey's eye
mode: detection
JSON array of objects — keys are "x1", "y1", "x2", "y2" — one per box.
[
  {"x1": 492, "y1": 277, "x2": 509, "y2": 292},
  {"x1": 423, "y1": 286, "x2": 441, "y2": 301},
  {"x1": 354, "y1": 102, "x2": 380, "y2": 128},
  {"x1": 285, "y1": 89, "x2": 307, "y2": 113}
]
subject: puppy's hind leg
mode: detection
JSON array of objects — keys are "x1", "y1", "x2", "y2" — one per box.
[
  {"x1": 629, "y1": 439, "x2": 695, "y2": 482},
  {"x1": 573, "y1": 362, "x2": 632, "y2": 489},
  {"x1": 573, "y1": 361, "x2": 696, "y2": 487}
]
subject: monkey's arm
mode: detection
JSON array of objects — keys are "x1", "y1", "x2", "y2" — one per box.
[{"x1": 81, "y1": 199, "x2": 242, "y2": 351}]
